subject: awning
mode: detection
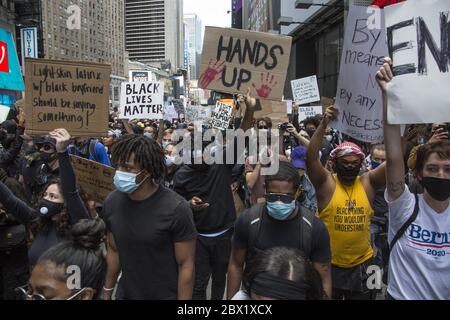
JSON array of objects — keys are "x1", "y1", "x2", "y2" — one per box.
[{"x1": 0, "y1": 28, "x2": 25, "y2": 91}]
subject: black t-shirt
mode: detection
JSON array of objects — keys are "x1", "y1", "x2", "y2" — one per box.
[
  {"x1": 233, "y1": 206, "x2": 331, "y2": 264},
  {"x1": 372, "y1": 189, "x2": 388, "y2": 218},
  {"x1": 103, "y1": 186, "x2": 197, "y2": 300},
  {"x1": 173, "y1": 164, "x2": 236, "y2": 234}
]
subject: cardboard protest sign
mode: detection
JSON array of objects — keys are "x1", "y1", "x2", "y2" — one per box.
[
  {"x1": 199, "y1": 27, "x2": 292, "y2": 101},
  {"x1": 254, "y1": 100, "x2": 288, "y2": 127},
  {"x1": 211, "y1": 101, "x2": 233, "y2": 130},
  {"x1": 185, "y1": 105, "x2": 212, "y2": 124},
  {"x1": 24, "y1": 58, "x2": 111, "y2": 137},
  {"x1": 291, "y1": 76, "x2": 320, "y2": 105},
  {"x1": 385, "y1": 0, "x2": 450, "y2": 124},
  {"x1": 119, "y1": 81, "x2": 164, "y2": 120},
  {"x1": 69, "y1": 155, "x2": 115, "y2": 203},
  {"x1": 331, "y1": 5, "x2": 388, "y2": 143},
  {"x1": 164, "y1": 104, "x2": 178, "y2": 120},
  {"x1": 298, "y1": 106, "x2": 323, "y2": 122}
]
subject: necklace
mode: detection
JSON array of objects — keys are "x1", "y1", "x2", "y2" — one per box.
[{"x1": 342, "y1": 183, "x2": 355, "y2": 210}]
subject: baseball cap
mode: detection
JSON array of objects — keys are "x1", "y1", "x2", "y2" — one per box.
[{"x1": 291, "y1": 146, "x2": 307, "y2": 170}]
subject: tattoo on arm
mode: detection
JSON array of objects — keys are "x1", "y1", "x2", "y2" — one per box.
[{"x1": 388, "y1": 181, "x2": 404, "y2": 193}]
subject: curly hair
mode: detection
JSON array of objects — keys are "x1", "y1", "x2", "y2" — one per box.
[{"x1": 29, "y1": 178, "x2": 91, "y2": 240}]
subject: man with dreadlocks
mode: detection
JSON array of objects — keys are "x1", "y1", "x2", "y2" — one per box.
[
  {"x1": 102, "y1": 135, "x2": 197, "y2": 300},
  {"x1": 306, "y1": 106, "x2": 387, "y2": 300}
]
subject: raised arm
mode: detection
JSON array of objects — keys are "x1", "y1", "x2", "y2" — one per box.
[
  {"x1": 376, "y1": 58, "x2": 405, "y2": 201},
  {"x1": 0, "y1": 124, "x2": 24, "y2": 169},
  {"x1": 50, "y1": 129, "x2": 91, "y2": 223},
  {"x1": 306, "y1": 107, "x2": 337, "y2": 188},
  {"x1": 238, "y1": 88, "x2": 256, "y2": 132},
  {"x1": 0, "y1": 180, "x2": 36, "y2": 225}
]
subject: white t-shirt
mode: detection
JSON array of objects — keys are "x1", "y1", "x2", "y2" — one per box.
[{"x1": 385, "y1": 187, "x2": 450, "y2": 300}]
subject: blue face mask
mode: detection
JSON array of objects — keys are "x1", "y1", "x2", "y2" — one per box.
[
  {"x1": 113, "y1": 170, "x2": 147, "y2": 194},
  {"x1": 371, "y1": 160, "x2": 381, "y2": 169},
  {"x1": 162, "y1": 142, "x2": 170, "y2": 150},
  {"x1": 266, "y1": 201, "x2": 296, "y2": 221}
]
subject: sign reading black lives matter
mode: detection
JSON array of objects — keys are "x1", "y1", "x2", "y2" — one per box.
[
  {"x1": 199, "y1": 27, "x2": 292, "y2": 101},
  {"x1": 331, "y1": 5, "x2": 388, "y2": 143},
  {"x1": 119, "y1": 81, "x2": 164, "y2": 120},
  {"x1": 211, "y1": 101, "x2": 233, "y2": 130},
  {"x1": 24, "y1": 58, "x2": 111, "y2": 137}
]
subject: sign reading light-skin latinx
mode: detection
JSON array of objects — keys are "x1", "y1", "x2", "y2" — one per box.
[
  {"x1": 24, "y1": 58, "x2": 111, "y2": 137},
  {"x1": 199, "y1": 27, "x2": 292, "y2": 101}
]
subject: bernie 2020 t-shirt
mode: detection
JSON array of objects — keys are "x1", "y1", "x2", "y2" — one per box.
[{"x1": 386, "y1": 187, "x2": 450, "y2": 300}]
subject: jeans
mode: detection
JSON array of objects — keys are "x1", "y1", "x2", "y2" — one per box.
[
  {"x1": 370, "y1": 219, "x2": 389, "y2": 285},
  {"x1": 192, "y1": 230, "x2": 232, "y2": 300}
]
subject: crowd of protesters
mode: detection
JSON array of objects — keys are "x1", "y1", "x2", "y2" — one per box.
[{"x1": 0, "y1": 56, "x2": 449, "y2": 301}]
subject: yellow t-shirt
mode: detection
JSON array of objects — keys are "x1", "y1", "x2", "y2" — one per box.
[{"x1": 319, "y1": 174, "x2": 374, "y2": 268}]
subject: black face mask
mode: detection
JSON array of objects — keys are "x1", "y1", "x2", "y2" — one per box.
[
  {"x1": 0, "y1": 130, "x2": 6, "y2": 141},
  {"x1": 40, "y1": 152, "x2": 57, "y2": 163},
  {"x1": 37, "y1": 199, "x2": 64, "y2": 218},
  {"x1": 334, "y1": 162, "x2": 361, "y2": 184},
  {"x1": 306, "y1": 128, "x2": 316, "y2": 138},
  {"x1": 420, "y1": 177, "x2": 450, "y2": 201}
]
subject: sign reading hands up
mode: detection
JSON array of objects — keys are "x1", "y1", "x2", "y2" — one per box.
[{"x1": 199, "y1": 27, "x2": 292, "y2": 101}]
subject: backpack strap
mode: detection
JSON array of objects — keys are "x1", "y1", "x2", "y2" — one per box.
[
  {"x1": 388, "y1": 193, "x2": 419, "y2": 255},
  {"x1": 247, "y1": 203, "x2": 314, "y2": 258},
  {"x1": 247, "y1": 203, "x2": 265, "y2": 250},
  {"x1": 89, "y1": 139, "x2": 99, "y2": 162},
  {"x1": 299, "y1": 204, "x2": 314, "y2": 258}
]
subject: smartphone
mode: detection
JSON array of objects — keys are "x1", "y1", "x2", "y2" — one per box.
[{"x1": 437, "y1": 124, "x2": 450, "y2": 138}]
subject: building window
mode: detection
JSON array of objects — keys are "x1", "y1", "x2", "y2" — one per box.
[{"x1": 314, "y1": 23, "x2": 343, "y2": 98}]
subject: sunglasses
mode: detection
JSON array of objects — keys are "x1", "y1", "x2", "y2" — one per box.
[
  {"x1": 264, "y1": 193, "x2": 295, "y2": 204},
  {"x1": 258, "y1": 126, "x2": 268, "y2": 130},
  {"x1": 40, "y1": 144, "x2": 54, "y2": 152},
  {"x1": 15, "y1": 285, "x2": 87, "y2": 300}
]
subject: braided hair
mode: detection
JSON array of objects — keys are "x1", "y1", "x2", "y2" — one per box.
[{"x1": 111, "y1": 134, "x2": 166, "y2": 182}]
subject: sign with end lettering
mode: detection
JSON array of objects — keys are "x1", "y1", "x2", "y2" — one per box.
[
  {"x1": 70, "y1": 155, "x2": 115, "y2": 203},
  {"x1": 211, "y1": 101, "x2": 233, "y2": 130},
  {"x1": 298, "y1": 106, "x2": 323, "y2": 122},
  {"x1": 185, "y1": 105, "x2": 212, "y2": 125},
  {"x1": 199, "y1": 27, "x2": 292, "y2": 101},
  {"x1": 24, "y1": 58, "x2": 111, "y2": 137},
  {"x1": 385, "y1": 0, "x2": 450, "y2": 124},
  {"x1": 291, "y1": 76, "x2": 320, "y2": 105},
  {"x1": 119, "y1": 81, "x2": 164, "y2": 120},
  {"x1": 331, "y1": 5, "x2": 388, "y2": 143}
]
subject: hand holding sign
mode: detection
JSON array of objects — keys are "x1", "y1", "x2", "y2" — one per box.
[
  {"x1": 375, "y1": 57, "x2": 393, "y2": 93},
  {"x1": 322, "y1": 106, "x2": 339, "y2": 126},
  {"x1": 252, "y1": 73, "x2": 277, "y2": 99},
  {"x1": 50, "y1": 128, "x2": 72, "y2": 153},
  {"x1": 199, "y1": 59, "x2": 225, "y2": 89},
  {"x1": 17, "y1": 106, "x2": 26, "y2": 128}
]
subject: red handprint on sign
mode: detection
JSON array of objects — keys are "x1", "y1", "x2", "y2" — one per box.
[
  {"x1": 252, "y1": 72, "x2": 277, "y2": 99},
  {"x1": 199, "y1": 59, "x2": 225, "y2": 88}
]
